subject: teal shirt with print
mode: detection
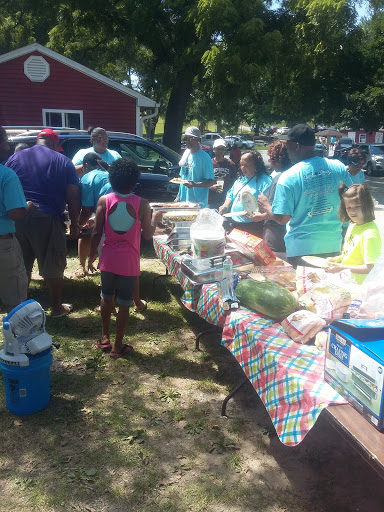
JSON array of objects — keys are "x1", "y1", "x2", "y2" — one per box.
[
  {"x1": 227, "y1": 173, "x2": 271, "y2": 223},
  {"x1": 272, "y1": 157, "x2": 350, "y2": 257},
  {"x1": 178, "y1": 149, "x2": 214, "y2": 207}
]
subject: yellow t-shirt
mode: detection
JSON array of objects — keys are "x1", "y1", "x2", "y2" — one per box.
[{"x1": 341, "y1": 221, "x2": 382, "y2": 284}]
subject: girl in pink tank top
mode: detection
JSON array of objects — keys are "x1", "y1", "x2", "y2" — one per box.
[{"x1": 88, "y1": 158, "x2": 162, "y2": 357}]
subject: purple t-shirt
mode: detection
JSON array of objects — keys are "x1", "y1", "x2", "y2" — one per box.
[{"x1": 6, "y1": 145, "x2": 79, "y2": 220}]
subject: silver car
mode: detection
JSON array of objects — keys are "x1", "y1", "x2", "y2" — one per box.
[
  {"x1": 224, "y1": 135, "x2": 254, "y2": 149},
  {"x1": 356, "y1": 144, "x2": 384, "y2": 176}
]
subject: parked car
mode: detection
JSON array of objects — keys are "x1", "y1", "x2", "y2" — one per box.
[
  {"x1": 314, "y1": 143, "x2": 327, "y2": 157},
  {"x1": 200, "y1": 132, "x2": 225, "y2": 149},
  {"x1": 276, "y1": 127, "x2": 289, "y2": 135},
  {"x1": 224, "y1": 135, "x2": 254, "y2": 150},
  {"x1": 180, "y1": 142, "x2": 210, "y2": 153},
  {"x1": 6, "y1": 128, "x2": 182, "y2": 201},
  {"x1": 333, "y1": 137, "x2": 354, "y2": 161},
  {"x1": 355, "y1": 143, "x2": 384, "y2": 176}
]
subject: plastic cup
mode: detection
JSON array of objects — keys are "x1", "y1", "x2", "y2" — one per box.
[{"x1": 216, "y1": 180, "x2": 224, "y2": 193}]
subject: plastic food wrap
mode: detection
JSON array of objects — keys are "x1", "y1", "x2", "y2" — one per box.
[
  {"x1": 226, "y1": 229, "x2": 276, "y2": 266},
  {"x1": 356, "y1": 254, "x2": 384, "y2": 319},
  {"x1": 299, "y1": 284, "x2": 353, "y2": 320},
  {"x1": 249, "y1": 267, "x2": 296, "y2": 291},
  {"x1": 296, "y1": 266, "x2": 352, "y2": 297},
  {"x1": 281, "y1": 310, "x2": 327, "y2": 344}
]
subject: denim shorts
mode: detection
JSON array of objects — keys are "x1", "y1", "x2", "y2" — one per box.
[{"x1": 100, "y1": 271, "x2": 136, "y2": 306}]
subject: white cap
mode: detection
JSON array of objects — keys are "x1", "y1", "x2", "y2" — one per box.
[
  {"x1": 184, "y1": 126, "x2": 201, "y2": 138},
  {"x1": 213, "y1": 138, "x2": 226, "y2": 149}
]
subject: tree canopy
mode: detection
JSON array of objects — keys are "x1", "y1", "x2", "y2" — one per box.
[{"x1": 1, "y1": 0, "x2": 384, "y2": 148}]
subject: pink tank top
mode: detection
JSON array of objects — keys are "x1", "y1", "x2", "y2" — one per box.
[{"x1": 98, "y1": 193, "x2": 141, "y2": 276}]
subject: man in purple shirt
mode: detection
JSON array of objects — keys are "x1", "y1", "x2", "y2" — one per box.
[{"x1": 6, "y1": 129, "x2": 81, "y2": 317}]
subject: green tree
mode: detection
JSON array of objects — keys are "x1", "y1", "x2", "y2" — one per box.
[{"x1": 341, "y1": 9, "x2": 384, "y2": 130}]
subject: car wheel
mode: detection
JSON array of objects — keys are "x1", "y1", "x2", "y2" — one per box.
[
  {"x1": 242, "y1": 144, "x2": 247, "y2": 149},
  {"x1": 366, "y1": 162, "x2": 374, "y2": 176}
]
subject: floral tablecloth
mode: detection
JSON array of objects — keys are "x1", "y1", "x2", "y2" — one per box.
[{"x1": 153, "y1": 235, "x2": 347, "y2": 446}]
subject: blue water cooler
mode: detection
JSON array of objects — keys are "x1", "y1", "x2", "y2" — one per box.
[{"x1": 0, "y1": 300, "x2": 53, "y2": 415}]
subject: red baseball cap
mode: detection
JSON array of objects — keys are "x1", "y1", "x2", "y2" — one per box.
[{"x1": 37, "y1": 129, "x2": 63, "y2": 151}]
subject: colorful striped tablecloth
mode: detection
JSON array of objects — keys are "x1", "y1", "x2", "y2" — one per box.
[
  {"x1": 153, "y1": 235, "x2": 200, "y2": 311},
  {"x1": 153, "y1": 235, "x2": 347, "y2": 446}
]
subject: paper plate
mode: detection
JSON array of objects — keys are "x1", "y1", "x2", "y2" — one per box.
[
  {"x1": 169, "y1": 178, "x2": 189, "y2": 185},
  {"x1": 301, "y1": 256, "x2": 330, "y2": 268},
  {"x1": 241, "y1": 191, "x2": 258, "y2": 215}
]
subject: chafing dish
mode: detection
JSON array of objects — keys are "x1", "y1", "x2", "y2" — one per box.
[
  {"x1": 179, "y1": 250, "x2": 254, "y2": 285},
  {"x1": 166, "y1": 227, "x2": 191, "y2": 252}
]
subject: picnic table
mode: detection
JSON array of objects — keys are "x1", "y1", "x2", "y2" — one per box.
[{"x1": 153, "y1": 235, "x2": 384, "y2": 476}]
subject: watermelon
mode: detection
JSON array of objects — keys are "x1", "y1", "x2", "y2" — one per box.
[{"x1": 235, "y1": 279, "x2": 297, "y2": 321}]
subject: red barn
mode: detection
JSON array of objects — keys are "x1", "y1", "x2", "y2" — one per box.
[
  {"x1": 340, "y1": 129, "x2": 384, "y2": 144},
  {"x1": 0, "y1": 43, "x2": 159, "y2": 135}
]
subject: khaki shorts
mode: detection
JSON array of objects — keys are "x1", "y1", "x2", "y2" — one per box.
[
  {"x1": 15, "y1": 211, "x2": 67, "y2": 279},
  {"x1": 0, "y1": 236, "x2": 28, "y2": 308}
]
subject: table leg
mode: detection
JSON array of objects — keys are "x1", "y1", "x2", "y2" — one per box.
[
  {"x1": 221, "y1": 377, "x2": 249, "y2": 417},
  {"x1": 195, "y1": 325, "x2": 222, "y2": 351},
  {"x1": 152, "y1": 267, "x2": 169, "y2": 288}
]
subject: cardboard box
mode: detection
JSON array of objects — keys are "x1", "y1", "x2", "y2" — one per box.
[
  {"x1": 226, "y1": 229, "x2": 276, "y2": 266},
  {"x1": 324, "y1": 318, "x2": 384, "y2": 431}
]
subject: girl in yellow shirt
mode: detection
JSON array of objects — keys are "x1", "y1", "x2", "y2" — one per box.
[{"x1": 327, "y1": 183, "x2": 382, "y2": 284}]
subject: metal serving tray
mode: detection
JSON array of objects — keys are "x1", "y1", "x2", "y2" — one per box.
[
  {"x1": 166, "y1": 227, "x2": 191, "y2": 251},
  {"x1": 179, "y1": 250, "x2": 254, "y2": 285}
]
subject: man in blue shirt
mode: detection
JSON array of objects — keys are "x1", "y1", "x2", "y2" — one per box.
[
  {"x1": 6, "y1": 129, "x2": 81, "y2": 317},
  {"x1": 72, "y1": 127, "x2": 121, "y2": 176},
  {"x1": 0, "y1": 127, "x2": 29, "y2": 311},
  {"x1": 258, "y1": 124, "x2": 350, "y2": 267},
  {"x1": 176, "y1": 127, "x2": 215, "y2": 207}
]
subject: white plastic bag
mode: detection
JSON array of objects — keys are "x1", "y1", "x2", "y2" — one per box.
[
  {"x1": 357, "y1": 254, "x2": 384, "y2": 318},
  {"x1": 190, "y1": 209, "x2": 226, "y2": 259}
]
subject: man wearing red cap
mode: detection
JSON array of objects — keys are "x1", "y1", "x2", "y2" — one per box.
[{"x1": 6, "y1": 129, "x2": 81, "y2": 317}]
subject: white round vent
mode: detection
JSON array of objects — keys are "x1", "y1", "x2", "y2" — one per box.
[{"x1": 24, "y1": 55, "x2": 50, "y2": 82}]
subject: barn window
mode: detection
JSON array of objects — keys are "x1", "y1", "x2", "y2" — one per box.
[
  {"x1": 42, "y1": 109, "x2": 83, "y2": 129},
  {"x1": 359, "y1": 133, "x2": 366, "y2": 143},
  {"x1": 24, "y1": 56, "x2": 50, "y2": 82}
]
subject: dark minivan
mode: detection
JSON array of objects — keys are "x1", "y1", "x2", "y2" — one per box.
[{"x1": 6, "y1": 128, "x2": 182, "y2": 202}]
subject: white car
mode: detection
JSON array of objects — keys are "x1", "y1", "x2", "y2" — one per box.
[
  {"x1": 200, "y1": 133, "x2": 225, "y2": 149},
  {"x1": 277, "y1": 127, "x2": 289, "y2": 135},
  {"x1": 224, "y1": 135, "x2": 254, "y2": 149}
]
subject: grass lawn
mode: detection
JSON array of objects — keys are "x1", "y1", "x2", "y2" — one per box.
[{"x1": 1, "y1": 242, "x2": 384, "y2": 511}]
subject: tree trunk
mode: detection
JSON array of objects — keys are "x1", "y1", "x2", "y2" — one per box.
[
  {"x1": 216, "y1": 119, "x2": 222, "y2": 134},
  {"x1": 163, "y1": 71, "x2": 195, "y2": 153}
]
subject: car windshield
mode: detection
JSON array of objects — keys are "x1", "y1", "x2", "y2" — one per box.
[
  {"x1": 370, "y1": 145, "x2": 384, "y2": 155},
  {"x1": 156, "y1": 142, "x2": 181, "y2": 160}
]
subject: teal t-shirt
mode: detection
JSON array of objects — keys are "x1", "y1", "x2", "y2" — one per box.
[
  {"x1": 80, "y1": 169, "x2": 112, "y2": 208},
  {"x1": 0, "y1": 163, "x2": 27, "y2": 234},
  {"x1": 178, "y1": 149, "x2": 214, "y2": 207},
  {"x1": 227, "y1": 173, "x2": 271, "y2": 223},
  {"x1": 347, "y1": 169, "x2": 365, "y2": 185},
  {"x1": 72, "y1": 147, "x2": 121, "y2": 166},
  {"x1": 272, "y1": 157, "x2": 350, "y2": 257}
]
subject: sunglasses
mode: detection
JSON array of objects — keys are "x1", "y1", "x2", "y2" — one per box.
[{"x1": 184, "y1": 137, "x2": 197, "y2": 142}]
